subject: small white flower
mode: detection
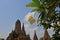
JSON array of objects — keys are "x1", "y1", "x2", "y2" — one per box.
[
  {"x1": 45, "y1": 21, "x2": 48, "y2": 24},
  {"x1": 59, "y1": 31, "x2": 60, "y2": 34},
  {"x1": 51, "y1": 23, "x2": 54, "y2": 26},
  {"x1": 50, "y1": 23, "x2": 56, "y2": 26},
  {"x1": 57, "y1": 21, "x2": 60, "y2": 26}
]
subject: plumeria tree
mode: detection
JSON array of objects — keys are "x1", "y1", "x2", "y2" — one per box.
[{"x1": 26, "y1": 0, "x2": 60, "y2": 40}]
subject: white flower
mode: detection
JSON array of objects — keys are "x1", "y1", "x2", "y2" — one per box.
[
  {"x1": 50, "y1": 23, "x2": 56, "y2": 26},
  {"x1": 57, "y1": 21, "x2": 60, "y2": 26},
  {"x1": 45, "y1": 21, "x2": 48, "y2": 24},
  {"x1": 25, "y1": 12, "x2": 36, "y2": 24},
  {"x1": 59, "y1": 31, "x2": 60, "y2": 34}
]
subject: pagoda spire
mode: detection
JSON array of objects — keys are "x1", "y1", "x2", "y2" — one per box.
[
  {"x1": 43, "y1": 29, "x2": 50, "y2": 40},
  {"x1": 27, "y1": 34, "x2": 31, "y2": 40},
  {"x1": 33, "y1": 30, "x2": 38, "y2": 40},
  {"x1": 15, "y1": 19, "x2": 21, "y2": 32},
  {"x1": 22, "y1": 23, "x2": 26, "y2": 36}
]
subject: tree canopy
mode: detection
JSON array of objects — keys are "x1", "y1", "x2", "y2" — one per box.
[{"x1": 26, "y1": 0, "x2": 60, "y2": 29}]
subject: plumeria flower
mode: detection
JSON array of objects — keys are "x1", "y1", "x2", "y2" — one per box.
[{"x1": 25, "y1": 12, "x2": 36, "y2": 24}]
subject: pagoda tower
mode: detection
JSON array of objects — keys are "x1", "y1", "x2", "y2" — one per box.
[
  {"x1": 33, "y1": 30, "x2": 38, "y2": 40},
  {"x1": 15, "y1": 20, "x2": 21, "y2": 33},
  {"x1": 22, "y1": 23, "x2": 26, "y2": 36},
  {"x1": 43, "y1": 29, "x2": 50, "y2": 40}
]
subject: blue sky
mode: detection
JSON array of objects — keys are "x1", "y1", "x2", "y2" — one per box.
[
  {"x1": 0, "y1": 0, "x2": 32, "y2": 38},
  {"x1": 0, "y1": 0, "x2": 54, "y2": 40}
]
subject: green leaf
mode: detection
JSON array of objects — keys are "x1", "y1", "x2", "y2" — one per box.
[
  {"x1": 45, "y1": 9, "x2": 48, "y2": 14},
  {"x1": 58, "y1": 0, "x2": 60, "y2": 3},
  {"x1": 32, "y1": 0, "x2": 39, "y2": 2},
  {"x1": 32, "y1": 0, "x2": 40, "y2": 4},
  {"x1": 26, "y1": 2, "x2": 40, "y2": 7},
  {"x1": 31, "y1": 9, "x2": 37, "y2": 12},
  {"x1": 41, "y1": 0, "x2": 46, "y2": 2}
]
